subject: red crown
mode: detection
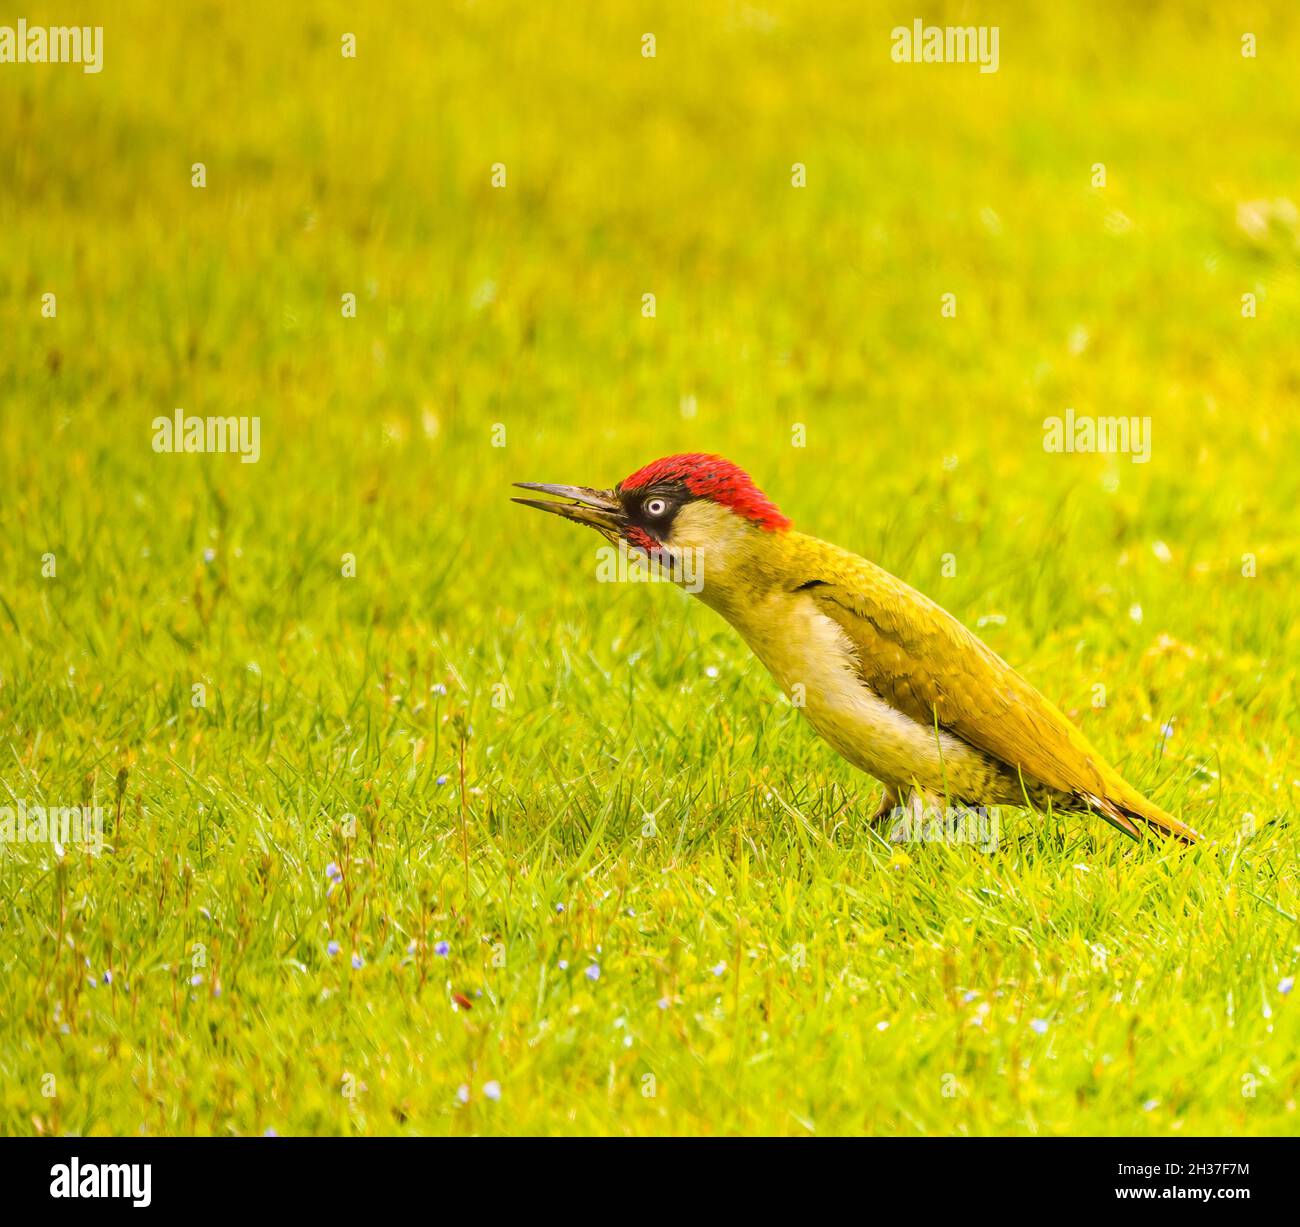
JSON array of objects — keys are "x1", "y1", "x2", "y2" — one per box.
[{"x1": 618, "y1": 454, "x2": 791, "y2": 531}]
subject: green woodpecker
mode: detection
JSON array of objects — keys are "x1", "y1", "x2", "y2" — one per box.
[{"x1": 514, "y1": 453, "x2": 1198, "y2": 843}]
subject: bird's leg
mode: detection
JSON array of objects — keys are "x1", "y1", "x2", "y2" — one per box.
[
  {"x1": 869, "y1": 785, "x2": 902, "y2": 827},
  {"x1": 907, "y1": 788, "x2": 946, "y2": 826},
  {"x1": 880, "y1": 787, "x2": 946, "y2": 844}
]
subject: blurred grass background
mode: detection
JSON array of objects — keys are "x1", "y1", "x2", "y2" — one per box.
[{"x1": 1, "y1": 0, "x2": 1298, "y2": 1135}]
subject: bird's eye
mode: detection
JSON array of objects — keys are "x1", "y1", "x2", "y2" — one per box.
[{"x1": 644, "y1": 497, "x2": 668, "y2": 517}]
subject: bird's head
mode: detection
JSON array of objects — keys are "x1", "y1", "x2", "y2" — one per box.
[{"x1": 513, "y1": 453, "x2": 791, "y2": 604}]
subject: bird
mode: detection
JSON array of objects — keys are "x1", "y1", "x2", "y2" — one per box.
[{"x1": 513, "y1": 453, "x2": 1199, "y2": 843}]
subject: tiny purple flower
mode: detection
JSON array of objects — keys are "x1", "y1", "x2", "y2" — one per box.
[
  {"x1": 351, "y1": 952, "x2": 363, "y2": 970},
  {"x1": 327, "y1": 940, "x2": 340, "y2": 958},
  {"x1": 483, "y1": 1080, "x2": 502, "y2": 1101},
  {"x1": 585, "y1": 963, "x2": 600, "y2": 982},
  {"x1": 1279, "y1": 977, "x2": 1294, "y2": 995},
  {"x1": 434, "y1": 940, "x2": 450, "y2": 957},
  {"x1": 1029, "y1": 1018, "x2": 1048, "y2": 1035}
]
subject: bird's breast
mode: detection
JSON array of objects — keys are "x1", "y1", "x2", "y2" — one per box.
[{"x1": 728, "y1": 593, "x2": 1007, "y2": 796}]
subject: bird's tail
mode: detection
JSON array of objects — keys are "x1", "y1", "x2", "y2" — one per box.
[{"x1": 1089, "y1": 787, "x2": 1200, "y2": 844}]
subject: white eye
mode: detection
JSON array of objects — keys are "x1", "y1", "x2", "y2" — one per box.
[{"x1": 644, "y1": 497, "x2": 668, "y2": 517}]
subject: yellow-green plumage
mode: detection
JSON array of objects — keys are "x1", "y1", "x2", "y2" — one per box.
[
  {"x1": 660, "y1": 502, "x2": 1198, "y2": 842},
  {"x1": 515, "y1": 458, "x2": 1199, "y2": 844}
]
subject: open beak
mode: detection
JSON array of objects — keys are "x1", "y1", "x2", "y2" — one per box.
[{"x1": 512, "y1": 482, "x2": 625, "y2": 537}]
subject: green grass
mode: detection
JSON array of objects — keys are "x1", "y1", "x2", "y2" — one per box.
[{"x1": 1, "y1": 0, "x2": 1298, "y2": 1135}]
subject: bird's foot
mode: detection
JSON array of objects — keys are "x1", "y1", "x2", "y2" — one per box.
[
  {"x1": 869, "y1": 787, "x2": 901, "y2": 828},
  {"x1": 877, "y1": 788, "x2": 946, "y2": 844}
]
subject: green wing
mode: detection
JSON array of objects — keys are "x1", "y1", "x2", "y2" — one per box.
[{"x1": 797, "y1": 541, "x2": 1196, "y2": 841}]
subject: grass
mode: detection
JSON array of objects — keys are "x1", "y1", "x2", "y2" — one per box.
[{"x1": 1, "y1": 0, "x2": 1298, "y2": 1135}]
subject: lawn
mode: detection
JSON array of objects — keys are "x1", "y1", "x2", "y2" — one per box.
[{"x1": 1, "y1": 0, "x2": 1298, "y2": 1135}]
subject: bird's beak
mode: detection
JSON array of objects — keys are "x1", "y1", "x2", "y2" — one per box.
[{"x1": 512, "y1": 482, "x2": 625, "y2": 536}]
